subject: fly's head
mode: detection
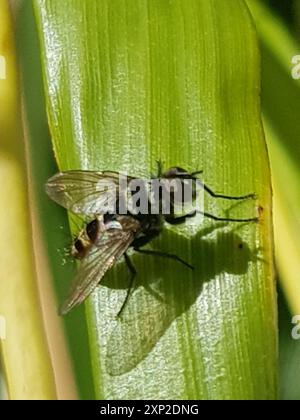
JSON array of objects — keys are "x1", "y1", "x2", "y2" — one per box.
[{"x1": 161, "y1": 167, "x2": 202, "y2": 210}]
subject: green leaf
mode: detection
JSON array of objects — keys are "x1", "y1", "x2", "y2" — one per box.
[{"x1": 33, "y1": 0, "x2": 277, "y2": 399}]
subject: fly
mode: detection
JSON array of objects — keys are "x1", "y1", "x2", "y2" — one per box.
[{"x1": 46, "y1": 164, "x2": 258, "y2": 315}]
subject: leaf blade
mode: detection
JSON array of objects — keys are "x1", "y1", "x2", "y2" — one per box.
[{"x1": 33, "y1": 0, "x2": 277, "y2": 399}]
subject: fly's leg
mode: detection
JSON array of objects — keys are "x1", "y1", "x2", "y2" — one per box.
[
  {"x1": 156, "y1": 160, "x2": 163, "y2": 178},
  {"x1": 203, "y1": 183, "x2": 256, "y2": 201},
  {"x1": 165, "y1": 211, "x2": 196, "y2": 225},
  {"x1": 117, "y1": 253, "x2": 137, "y2": 317},
  {"x1": 199, "y1": 210, "x2": 258, "y2": 223},
  {"x1": 151, "y1": 160, "x2": 163, "y2": 179},
  {"x1": 166, "y1": 209, "x2": 258, "y2": 224},
  {"x1": 134, "y1": 247, "x2": 194, "y2": 270},
  {"x1": 190, "y1": 170, "x2": 203, "y2": 177}
]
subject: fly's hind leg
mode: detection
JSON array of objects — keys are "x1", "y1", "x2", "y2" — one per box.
[{"x1": 117, "y1": 253, "x2": 137, "y2": 317}]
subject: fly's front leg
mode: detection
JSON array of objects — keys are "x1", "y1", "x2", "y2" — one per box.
[
  {"x1": 165, "y1": 209, "x2": 257, "y2": 224},
  {"x1": 199, "y1": 210, "x2": 258, "y2": 223},
  {"x1": 203, "y1": 183, "x2": 256, "y2": 201},
  {"x1": 156, "y1": 160, "x2": 163, "y2": 178}
]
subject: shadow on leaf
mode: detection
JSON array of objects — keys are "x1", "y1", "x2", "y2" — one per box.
[{"x1": 103, "y1": 223, "x2": 257, "y2": 376}]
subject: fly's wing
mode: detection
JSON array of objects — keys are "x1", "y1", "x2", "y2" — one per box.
[
  {"x1": 46, "y1": 170, "x2": 134, "y2": 215},
  {"x1": 59, "y1": 217, "x2": 140, "y2": 315}
]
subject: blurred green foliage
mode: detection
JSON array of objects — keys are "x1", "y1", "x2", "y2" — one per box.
[
  {"x1": 248, "y1": 0, "x2": 300, "y2": 401},
  {"x1": 15, "y1": 0, "x2": 94, "y2": 399}
]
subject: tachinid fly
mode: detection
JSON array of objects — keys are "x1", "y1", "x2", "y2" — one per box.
[{"x1": 46, "y1": 165, "x2": 257, "y2": 315}]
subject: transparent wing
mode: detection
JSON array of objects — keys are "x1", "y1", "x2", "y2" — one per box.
[
  {"x1": 60, "y1": 217, "x2": 140, "y2": 315},
  {"x1": 46, "y1": 170, "x2": 134, "y2": 215}
]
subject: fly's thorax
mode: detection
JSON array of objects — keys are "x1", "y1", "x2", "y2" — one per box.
[
  {"x1": 136, "y1": 213, "x2": 163, "y2": 237},
  {"x1": 113, "y1": 214, "x2": 142, "y2": 234},
  {"x1": 141, "y1": 168, "x2": 199, "y2": 216},
  {"x1": 130, "y1": 214, "x2": 162, "y2": 249}
]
